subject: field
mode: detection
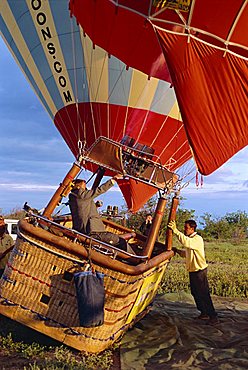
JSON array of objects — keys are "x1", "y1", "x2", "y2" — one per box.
[
  {"x1": 0, "y1": 240, "x2": 247, "y2": 369},
  {"x1": 159, "y1": 240, "x2": 248, "y2": 298}
]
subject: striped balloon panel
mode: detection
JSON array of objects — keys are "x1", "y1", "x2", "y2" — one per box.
[{"x1": 0, "y1": 0, "x2": 191, "y2": 178}]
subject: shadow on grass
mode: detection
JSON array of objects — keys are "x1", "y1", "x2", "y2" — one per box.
[{"x1": 0, "y1": 314, "x2": 61, "y2": 347}]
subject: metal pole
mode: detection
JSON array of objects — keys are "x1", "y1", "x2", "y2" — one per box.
[
  {"x1": 165, "y1": 196, "x2": 179, "y2": 250},
  {"x1": 42, "y1": 158, "x2": 82, "y2": 218},
  {"x1": 141, "y1": 196, "x2": 167, "y2": 259}
]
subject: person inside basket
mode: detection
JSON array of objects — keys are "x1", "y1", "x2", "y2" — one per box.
[
  {"x1": 95, "y1": 199, "x2": 103, "y2": 215},
  {"x1": 69, "y1": 175, "x2": 129, "y2": 251},
  {"x1": 168, "y1": 219, "x2": 219, "y2": 326},
  {"x1": 139, "y1": 213, "x2": 153, "y2": 236},
  {"x1": 0, "y1": 216, "x2": 15, "y2": 277}
]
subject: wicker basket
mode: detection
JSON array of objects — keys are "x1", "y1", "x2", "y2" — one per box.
[{"x1": 0, "y1": 218, "x2": 172, "y2": 353}]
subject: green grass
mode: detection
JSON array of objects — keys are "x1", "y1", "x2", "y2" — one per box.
[
  {"x1": 1, "y1": 240, "x2": 247, "y2": 368},
  {"x1": 0, "y1": 322, "x2": 115, "y2": 369},
  {"x1": 159, "y1": 240, "x2": 248, "y2": 298}
]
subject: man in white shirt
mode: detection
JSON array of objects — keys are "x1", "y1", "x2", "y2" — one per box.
[{"x1": 168, "y1": 219, "x2": 219, "y2": 325}]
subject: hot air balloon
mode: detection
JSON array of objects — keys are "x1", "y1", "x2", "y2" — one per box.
[
  {"x1": 0, "y1": 0, "x2": 246, "y2": 353},
  {"x1": 0, "y1": 0, "x2": 193, "y2": 214},
  {"x1": 0, "y1": 0, "x2": 190, "y2": 353},
  {"x1": 69, "y1": 0, "x2": 248, "y2": 176}
]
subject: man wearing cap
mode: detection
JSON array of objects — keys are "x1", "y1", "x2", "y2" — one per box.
[
  {"x1": 69, "y1": 175, "x2": 127, "y2": 250},
  {"x1": 0, "y1": 216, "x2": 15, "y2": 277}
]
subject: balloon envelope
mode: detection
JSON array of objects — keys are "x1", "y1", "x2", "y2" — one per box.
[
  {"x1": 70, "y1": 0, "x2": 248, "y2": 176},
  {"x1": 0, "y1": 0, "x2": 192, "y2": 211}
]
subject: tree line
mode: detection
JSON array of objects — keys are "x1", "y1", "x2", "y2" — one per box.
[
  {"x1": 2, "y1": 198, "x2": 248, "y2": 242},
  {"x1": 124, "y1": 196, "x2": 248, "y2": 242}
]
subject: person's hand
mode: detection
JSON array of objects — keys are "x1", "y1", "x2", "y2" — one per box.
[
  {"x1": 168, "y1": 220, "x2": 178, "y2": 234},
  {"x1": 113, "y1": 174, "x2": 123, "y2": 180}
]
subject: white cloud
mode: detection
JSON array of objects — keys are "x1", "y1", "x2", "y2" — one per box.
[
  {"x1": 0, "y1": 183, "x2": 56, "y2": 192},
  {"x1": 3, "y1": 171, "x2": 34, "y2": 177},
  {"x1": 0, "y1": 137, "x2": 65, "y2": 151},
  {"x1": 184, "y1": 181, "x2": 248, "y2": 195},
  {"x1": 0, "y1": 181, "x2": 121, "y2": 193}
]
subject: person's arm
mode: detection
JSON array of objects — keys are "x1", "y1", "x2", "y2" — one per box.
[
  {"x1": 78, "y1": 179, "x2": 115, "y2": 200},
  {"x1": 95, "y1": 179, "x2": 115, "y2": 197},
  {"x1": 176, "y1": 232, "x2": 203, "y2": 250},
  {"x1": 77, "y1": 174, "x2": 123, "y2": 200},
  {"x1": 92, "y1": 175, "x2": 123, "y2": 198},
  {"x1": 0, "y1": 245, "x2": 14, "y2": 261},
  {"x1": 0, "y1": 235, "x2": 15, "y2": 261},
  {"x1": 172, "y1": 247, "x2": 186, "y2": 258},
  {"x1": 168, "y1": 221, "x2": 203, "y2": 250}
]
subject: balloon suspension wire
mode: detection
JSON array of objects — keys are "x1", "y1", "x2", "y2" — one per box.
[
  {"x1": 154, "y1": 106, "x2": 187, "y2": 174},
  {"x1": 85, "y1": 168, "x2": 99, "y2": 185},
  {"x1": 174, "y1": 157, "x2": 198, "y2": 193},
  {"x1": 134, "y1": 82, "x2": 156, "y2": 145},
  {"x1": 100, "y1": 20, "x2": 129, "y2": 141},
  {"x1": 53, "y1": 108, "x2": 78, "y2": 155},
  {"x1": 83, "y1": 34, "x2": 97, "y2": 141},
  {"x1": 53, "y1": 19, "x2": 85, "y2": 158},
  {"x1": 51, "y1": 20, "x2": 78, "y2": 156},
  {"x1": 107, "y1": 59, "x2": 130, "y2": 141},
  {"x1": 79, "y1": 30, "x2": 90, "y2": 148},
  {"x1": 137, "y1": 78, "x2": 191, "y2": 176},
  {"x1": 148, "y1": 84, "x2": 173, "y2": 157},
  {"x1": 172, "y1": 115, "x2": 186, "y2": 168},
  {"x1": 169, "y1": 108, "x2": 196, "y2": 191},
  {"x1": 92, "y1": 47, "x2": 110, "y2": 138},
  {"x1": 70, "y1": 17, "x2": 83, "y2": 146},
  {"x1": 85, "y1": 36, "x2": 112, "y2": 141}
]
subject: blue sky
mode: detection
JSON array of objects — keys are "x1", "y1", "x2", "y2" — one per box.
[{"x1": 0, "y1": 37, "x2": 248, "y2": 220}]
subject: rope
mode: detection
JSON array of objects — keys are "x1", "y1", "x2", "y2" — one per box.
[{"x1": 86, "y1": 238, "x2": 95, "y2": 274}]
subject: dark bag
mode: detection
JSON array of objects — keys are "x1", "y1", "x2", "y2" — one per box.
[{"x1": 74, "y1": 270, "x2": 105, "y2": 327}]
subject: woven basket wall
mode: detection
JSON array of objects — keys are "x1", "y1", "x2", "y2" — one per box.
[{"x1": 0, "y1": 233, "x2": 168, "y2": 353}]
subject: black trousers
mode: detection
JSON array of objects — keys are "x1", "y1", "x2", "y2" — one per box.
[{"x1": 189, "y1": 268, "x2": 217, "y2": 318}]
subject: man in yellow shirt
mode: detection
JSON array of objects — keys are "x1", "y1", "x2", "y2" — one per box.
[{"x1": 168, "y1": 219, "x2": 219, "y2": 325}]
